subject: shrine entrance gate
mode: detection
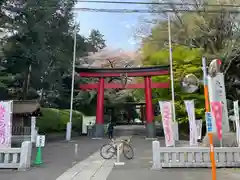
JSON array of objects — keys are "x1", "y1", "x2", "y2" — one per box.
[{"x1": 77, "y1": 65, "x2": 170, "y2": 138}]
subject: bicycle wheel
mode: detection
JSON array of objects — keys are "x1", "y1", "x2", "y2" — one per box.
[
  {"x1": 100, "y1": 144, "x2": 116, "y2": 159},
  {"x1": 122, "y1": 143, "x2": 134, "y2": 160}
]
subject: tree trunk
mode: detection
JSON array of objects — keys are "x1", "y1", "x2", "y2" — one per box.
[{"x1": 22, "y1": 64, "x2": 31, "y2": 100}]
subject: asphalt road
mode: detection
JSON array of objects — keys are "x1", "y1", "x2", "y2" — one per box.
[{"x1": 0, "y1": 137, "x2": 108, "y2": 180}]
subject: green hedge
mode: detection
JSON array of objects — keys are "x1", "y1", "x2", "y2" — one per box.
[{"x1": 36, "y1": 108, "x2": 84, "y2": 133}]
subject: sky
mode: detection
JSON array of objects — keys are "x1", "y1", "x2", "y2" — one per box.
[{"x1": 75, "y1": 0, "x2": 152, "y2": 51}]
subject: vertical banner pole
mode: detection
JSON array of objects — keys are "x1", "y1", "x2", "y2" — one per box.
[
  {"x1": 66, "y1": 26, "x2": 77, "y2": 141},
  {"x1": 202, "y1": 57, "x2": 216, "y2": 180},
  {"x1": 168, "y1": 14, "x2": 178, "y2": 141}
]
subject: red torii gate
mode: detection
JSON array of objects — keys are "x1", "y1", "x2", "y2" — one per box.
[{"x1": 77, "y1": 65, "x2": 170, "y2": 138}]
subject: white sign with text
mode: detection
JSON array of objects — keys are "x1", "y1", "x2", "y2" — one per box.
[
  {"x1": 208, "y1": 73, "x2": 229, "y2": 132},
  {"x1": 36, "y1": 135, "x2": 45, "y2": 147}
]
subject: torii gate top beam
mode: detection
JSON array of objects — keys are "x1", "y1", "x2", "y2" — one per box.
[{"x1": 76, "y1": 65, "x2": 170, "y2": 77}]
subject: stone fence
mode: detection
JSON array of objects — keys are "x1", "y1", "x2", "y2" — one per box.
[
  {"x1": 152, "y1": 141, "x2": 240, "y2": 169},
  {"x1": 0, "y1": 141, "x2": 32, "y2": 170}
]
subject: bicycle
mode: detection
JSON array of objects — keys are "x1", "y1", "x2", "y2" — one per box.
[{"x1": 100, "y1": 138, "x2": 134, "y2": 160}]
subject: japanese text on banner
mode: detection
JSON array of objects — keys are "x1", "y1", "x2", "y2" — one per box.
[
  {"x1": 159, "y1": 101, "x2": 175, "y2": 147},
  {"x1": 206, "y1": 112, "x2": 213, "y2": 132},
  {"x1": 0, "y1": 101, "x2": 12, "y2": 148},
  {"x1": 211, "y1": 101, "x2": 223, "y2": 140}
]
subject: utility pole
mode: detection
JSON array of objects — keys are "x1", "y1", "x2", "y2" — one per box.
[{"x1": 66, "y1": 26, "x2": 77, "y2": 141}]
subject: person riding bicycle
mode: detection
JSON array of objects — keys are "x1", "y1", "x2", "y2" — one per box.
[{"x1": 107, "y1": 121, "x2": 114, "y2": 139}]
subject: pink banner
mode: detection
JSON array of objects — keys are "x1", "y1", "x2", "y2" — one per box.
[
  {"x1": 0, "y1": 102, "x2": 12, "y2": 148},
  {"x1": 211, "y1": 101, "x2": 223, "y2": 140},
  {"x1": 159, "y1": 101, "x2": 175, "y2": 147}
]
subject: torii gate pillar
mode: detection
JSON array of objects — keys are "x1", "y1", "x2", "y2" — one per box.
[
  {"x1": 95, "y1": 77, "x2": 105, "y2": 137},
  {"x1": 144, "y1": 76, "x2": 155, "y2": 138}
]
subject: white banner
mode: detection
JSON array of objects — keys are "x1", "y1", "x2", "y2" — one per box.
[
  {"x1": 184, "y1": 100, "x2": 198, "y2": 146},
  {"x1": 0, "y1": 101, "x2": 12, "y2": 148},
  {"x1": 208, "y1": 73, "x2": 229, "y2": 132},
  {"x1": 234, "y1": 101, "x2": 240, "y2": 146},
  {"x1": 31, "y1": 116, "x2": 36, "y2": 143},
  {"x1": 195, "y1": 119, "x2": 202, "y2": 140},
  {"x1": 172, "y1": 121, "x2": 179, "y2": 141},
  {"x1": 159, "y1": 101, "x2": 175, "y2": 147}
]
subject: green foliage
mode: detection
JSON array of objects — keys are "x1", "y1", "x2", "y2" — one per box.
[
  {"x1": 37, "y1": 108, "x2": 84, "y2": 133},
  {"x1": 0, "y1": 0, "x2": 106, "y2": 113},
  {"x1": 88, "y1": 29, "x2": 106, "y2": 52},
  {"x1": 143, "y1": 0, "x2": 240, "y2": 101},
  {"x1": 137, "y1": 45, "x2": 205, "y2": 123}
]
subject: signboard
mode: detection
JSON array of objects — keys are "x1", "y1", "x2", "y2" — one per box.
[
  {"x1": 36, "y1": 135, "x2": 46, "y2": 147},
  {"x1": 234, "y1": 101, "x2": 240, "y2": 146},
  {"x1": 0, "y1": 101, "x2": 12, "y2": 148},
  {"x1": 208, "y1": 73, "x2": 229, "y2": 132},
  {"x1": 206, "y1": 112, "x2": 213, "y2": 132},
  {"x1": 211, "y1": 101, "x2": 223, "y2": 140},
  {"x1": 159, "y1": 101, "x2": 175, "y2": 147},
  {"x1": 82, "y1": 116, "x2": 96, "y2": 134},
  {"x1": 184, "y1": 100, "x2": 198, "y2": 146}
]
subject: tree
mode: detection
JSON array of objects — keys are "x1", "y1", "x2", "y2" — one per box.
[
  {"x1": 1, "y1": 0, "x2": 78, "y2": 100},
  {"x1": 1, "y1": 1, "x2": 83, "y2": 102},
  {"x1": 88, "y1": 29, "x2": 106, "y2": 52},
  {"x1": 141, "y1": 0, "x2": 240, "y2": 101},
  {"x1": 136, "y1": 45, "x2": 205, "y2": 123},
  {"x1": 0, "y1": 0, "x2": 107, "y2": 113},
  {"x1": 75, "y1": 48, "x2": 138, "y2": 108}
]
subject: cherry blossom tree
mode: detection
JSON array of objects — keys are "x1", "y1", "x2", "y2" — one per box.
[{"x1": 76, "y1": 48, "x2": 141, "y2": 104}]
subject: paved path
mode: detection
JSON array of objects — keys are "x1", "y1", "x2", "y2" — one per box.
[
  {"x1": 55, "y1": 135, "x2": 240, "y2": 180},
  {"x1": 56, "y1": 136, "x2": 131, "y2": 180},
  {"x1": 0, "y1": 137, "x2": 109, "y2": 180},
  {"x1": 56, "y1": 147, "x2": 115, "y2": 180},
  {"x1": 107, "y1": 136, "x2": 240, "y2": 180},
  {"x1": 2, "y1": 127, "x2": 240, "y2": 180}
]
